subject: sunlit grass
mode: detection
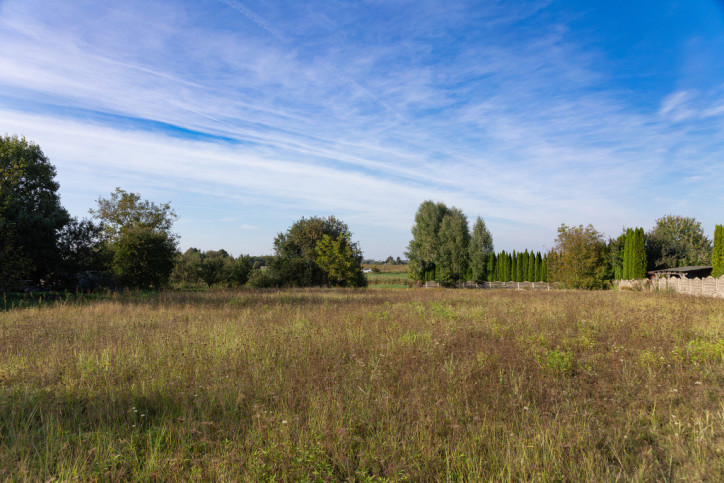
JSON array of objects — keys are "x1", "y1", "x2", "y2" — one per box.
[{"x1": 1, "y1": 289, "x2": 723, "y2": 480}]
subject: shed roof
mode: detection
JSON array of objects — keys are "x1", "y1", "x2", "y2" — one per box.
[{"x1": 651, "y1": 266, "x2": 712, "y2": 273}]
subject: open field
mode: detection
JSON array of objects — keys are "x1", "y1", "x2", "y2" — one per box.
[
  {"x1": 363, "y1": 264, "x2": 411, "y2": 289},
  {"x1": 1, "y1": 289, "x2": 723, "y2": 480}
]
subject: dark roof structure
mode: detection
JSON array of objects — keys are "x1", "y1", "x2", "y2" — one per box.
[{"x1": 648, "y1": 266, "x2": 713, "y2": 279}]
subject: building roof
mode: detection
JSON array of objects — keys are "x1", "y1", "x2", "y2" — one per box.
[{"x1": 651, "y1": 266, "x2": 713, "y2": 273}]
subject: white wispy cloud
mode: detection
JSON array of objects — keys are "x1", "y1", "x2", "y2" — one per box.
[{"x1": 1, "y1": 0, "x2": 723, "y2": 256}]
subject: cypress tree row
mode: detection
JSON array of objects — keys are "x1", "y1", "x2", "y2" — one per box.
[
  {"x1": 622, "y1": 227, "x2": 647, "y2": 279},
  {"x1": 622, "y1": 228, "x2": 633, "y2": 280},
  {"x1": 484, "y1": 251, "x2": 548, "y2": 282},
  {"x1": 713, "y1": 225, "x2": 724, "y2": 278},
  {"x1": 633, "y1": 228, "x2": 647, "y2": 279},
  {"x1": 487, "y1": 253, "x2": 496, "y2": 281},
  {"x1": 525, "y1": 250, "x2": 535, "y2": 282}
]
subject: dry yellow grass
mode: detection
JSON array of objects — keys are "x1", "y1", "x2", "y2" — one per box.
[{"x1": 1, "y1": 288, "x2": 723, "y2": 480}]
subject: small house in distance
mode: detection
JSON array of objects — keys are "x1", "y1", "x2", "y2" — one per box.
[{"x1": 648, "y1": 266, "x2": 713, "y2": 279}]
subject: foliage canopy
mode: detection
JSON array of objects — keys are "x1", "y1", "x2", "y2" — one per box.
[
  {"x1": 90, "y1": 187, "x2": 177, "y2": 242},
  {"x1": 0, "y1": 134, "x2": 70, "y2": 284},
  {"x1": 646, "y1": 215, "x2": 711, "y2": 269},
  {"x1": 549, "y1": 224, "x2": 609, "y2": 289},
  {"x1": 271, "y1": 216, "x2": 365, "y2": 287}
]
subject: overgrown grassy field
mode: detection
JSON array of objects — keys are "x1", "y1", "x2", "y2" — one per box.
[
  {"x1": 364, "y1": 264, "x2": 412, "y2": 289},
  {"x1": 1, "y1": 288, "x2": 723, "y2": 480}
]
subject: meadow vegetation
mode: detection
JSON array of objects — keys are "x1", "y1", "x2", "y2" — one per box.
[
  {"x1": 1, "y1": 288, "x2": 723, "y2": 480},
  {"x1": 364, "y1": 264, "x2": 413, "y2": 289}
]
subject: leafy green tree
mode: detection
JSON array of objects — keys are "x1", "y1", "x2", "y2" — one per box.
[
  {"x1": 54, "y1": 217, "x2": 112, "y2": 289},
  {"x1": 549, "y1": 224, "x2": 609, "y2": 289},
  {"x1": 90, "y1": 187, "x2": 176, "y2": 242},
  {"x1": 0, "y1": 135, "x2": 70, "y2": 284},
  {"x1": 646, "y1": 215, "x2": 712, "y2": 269},
  {"x1": 468, "y1": 217, "x2": 494, "y2": 283},
  {"x1": 315, "y1": 234, "x2": 366, "y2": 287},
  {"x1": 435, "y1": 208, "x2": 470, "y2": 283},
  {"x1": 0, "y1": 155, "x2": 28, "y2": 288},
  {"x1": 170, "y1": 248, "x2": 204, "y2": 286},
  {"x1": 713, "y1": 225, "x2": 724, "y2": 278},
  {"x1": 198, "y1": 254, "x2": 226, "y2": 287},
  {"x1": 112, "y1": 227, "x2": 176, "y2": 289},
  {"x1": 406, "y1": 201, "x2": 450, "y2": 281},
  {"x1": 227, "y1": 255, "x2": 253, "y2": 286},
  {"x1": 272, "y1": 216, "x2": 364, "y2": 287},
  {"x1": 92, "y1": 188, "x2": 178, "y2": 289},
  {"x1": 608, "y1": 231, "x2": 626, "y2": 280}
]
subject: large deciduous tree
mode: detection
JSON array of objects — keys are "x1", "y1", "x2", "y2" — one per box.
[
  {"x1": 406, "y1": 201, "x2": 450, "y2": 281},
  {"x1": 112, "y1": 227, "x2": 176, "y2": 289},
  {"x1": 646, "y1": 215, "x2": 711, "y2": 269},
  {"x1": 271, "y1": 216, "x2": 365, "y2": 287},
  {"x1": 90, "y1": 187, "x2": 176, "y2": 242},
  {"x1": 315, "y1": 234, "x2": 365, "y2": 287},
  {"x1": 91, "y1": 188, "x2": 178, "y2": 289},
  {"x1": 469, "y1": 216, "x2": 494, "y2": 283},
  {"x1": 54, "y1": 217, "x2": 112, "y2": 289},
  {"x1": 0, "y1": 135, "x2": 70, "y2": 284},
  {"x1": 435, "y1": 207, "x2": 470, "y2": 284},
  {"x1": 549, "y1": 224, "x2": 609, "y2": 289}
]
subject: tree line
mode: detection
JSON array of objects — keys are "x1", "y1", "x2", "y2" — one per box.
[
  {"x1": 2, "y1": 136, "x2": 722, "y2": 292},
  {"x1": 1, "y1": 135, "x2": 366, "y2": 291},
  {"x1": 407, "y1": 201, "x2": 723, "y2": 289}
]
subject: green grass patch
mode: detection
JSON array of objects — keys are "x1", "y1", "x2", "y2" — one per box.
[{"x1": 1, "y1": 289, "x2": 723, "y2": 480}]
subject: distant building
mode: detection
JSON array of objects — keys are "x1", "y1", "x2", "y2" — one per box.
[{"x1": 648, "y1": 266, "x2": 713, "y2": 279}]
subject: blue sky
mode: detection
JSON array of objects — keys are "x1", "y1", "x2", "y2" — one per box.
[{"x1": 1, "y1": 0, "x2": 723, "y2": 259}]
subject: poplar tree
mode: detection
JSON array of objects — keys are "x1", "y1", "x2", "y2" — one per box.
[
  {"x1": 713, "y1": 225, "x2": 724, "y2": 278},
  {"x1": 406, "y1": 201, "x2": 450, "y2": 281},
  {"x1": 469, "y1": 216, "x2": 494, "y2": 283},
  {"x1": 435, "y1": 208, "x2": 470, "y2": 282}
]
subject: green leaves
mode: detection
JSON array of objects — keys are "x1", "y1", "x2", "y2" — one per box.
[
  {"x1": 549, "y1": 224, "x2": 608, "y2": 289},
  {"x1": 91, "y1": 188, "x2": 179, "y2": 290},
  {"x1": 647, "y1": 215, "x2": 711, "y2": 269},
  {"x1": 713, "y1": 225, "x2": 724, "y2": 278},
  {"x1": 0, "y1": 135, "x2": 70, "y2": 284},
  {"x1": 90, "y1": 188, "x2": 177, "y2": 243},
  {"x1": 314, "y1": 234, "x2": 361, "y2": 287},
  {"x1": 112, "y1": 227, "x2": 176, "y2": 289},
  {"x1": 407, "y1": 201, "x2": 489, "y2": 284},
  {"x1": 271, "y1": 216, "x2": 365, "y2": 287}
]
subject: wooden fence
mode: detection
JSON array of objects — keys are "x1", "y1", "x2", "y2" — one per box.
[{"x1": 616, "y1": 276, "x2": 724, "y2": 298}]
